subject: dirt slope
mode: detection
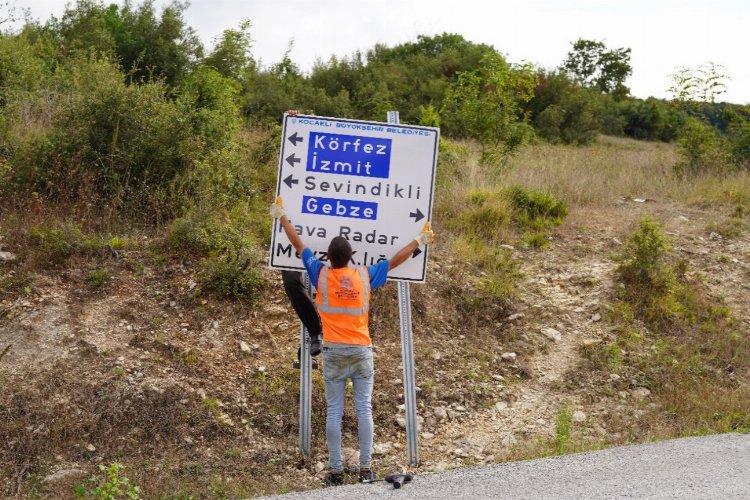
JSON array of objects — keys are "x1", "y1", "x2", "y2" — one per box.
[{"x1": 1, "y1": 199, "x2": 748, "y2": 498}]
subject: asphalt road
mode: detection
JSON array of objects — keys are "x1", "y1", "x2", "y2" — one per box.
[{"x1": 258, "y1": 433, "x2": 750, "y2": 499}]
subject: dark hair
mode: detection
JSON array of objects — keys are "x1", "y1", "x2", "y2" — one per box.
[{"x1": 328, "y1": 236, "x2": 352, "y2": 268}]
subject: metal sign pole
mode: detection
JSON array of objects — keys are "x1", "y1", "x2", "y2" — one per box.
[
  {"x1": 388, "y1": 110, "x2": 420, "y2": 465},
  {"x1": 299, "y1": 273, "x2": 312, "y2": 456}
]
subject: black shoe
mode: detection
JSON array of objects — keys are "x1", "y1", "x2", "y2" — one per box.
[
  {"x1": 293, "y1": 349, "x2": 319, "y2": 370},
  {"x1": 323, "y1": 470, "x2": 344, "y2": 486},
  {"x1": 359, "y1": 468, "x2": 377, "y2": 483},
  {"x1": 310, "y1": 335, "x2": 321, "y2": 357}
]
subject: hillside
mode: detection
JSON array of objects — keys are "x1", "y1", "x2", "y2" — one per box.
[{"x1": 1, "y1": 136, "x2": 749, "y2": 498}]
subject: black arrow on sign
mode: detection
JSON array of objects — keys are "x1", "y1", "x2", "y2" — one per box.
[
  {"x1": 283, "y1": 174, "x2": 298, "y2": 188},
  {"x1": 412, "y1": 248, "x2": 422, "y2": 258},
  {"x1": 287, "y1": 132, "x2": 303, "y2": 146},
  {"x1": 409, "y1": 208, "x2": 425, "y2": 222},
  {"x1": 286, "y1": 153, "x2": 301, "y2": 167}
]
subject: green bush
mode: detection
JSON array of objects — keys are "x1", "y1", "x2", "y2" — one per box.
[
  {"x1": 89, "y1": 269, "x2": 109, "y2": 289},
  {"x1": 74, "y1": 462, "x2": 141, "y2": 500},
  {"x1": 447, "y1": 186, "x2": 567, "y2": 250},
  {"x1": 3, "y1": 55, "x2": 242, "y2": 218},
  {"x1": 528, "y1": 71, "x2": 601, "y2": 146},
  {"x1": 620, "y1": 97, "x2": 683, "y2": 142},
  {"x1": 674, "y1": 117, "x2": 732, "y2": 177},
  {"x1": 167, "y1": 198, "x2": 271, "y2": 256},
  {"x1": 447, "y1": 189, "x2": 512, "y2": 242},
  {"x1": 507, "y1": 185, "x2": 568, "y2": 228},
  {"x1": 614, "y1": 216, "x2": 696, "y2": 329},
  {"x1": 26, "y1": 222, "x2": 130, "y2": 266},
  {"x1": 198, "y1": 250, "x2": 267, "y2": 303},
  {"x1": 28, "y1": 223, "x2": 85, "y2": 265},
  {"x1": 616, "y1": 216, "x2": 672, "y2": 289},
  {"x1": 178, "y1": 66, "x2": 241, "y2": 150},
  {"x1": 730, "y1": 123, "x2": 750, "y2": 167}
]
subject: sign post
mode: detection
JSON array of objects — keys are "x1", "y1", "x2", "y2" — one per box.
[
  {"x1": 271, "y1": 112, "x2": 438, "y2": 462},
  {"x1": 298, "y1": 273, "x2": 312, "y2": 456},
  {"x1": 388, "y1": 110, "x2": 420, "y2": 465}
]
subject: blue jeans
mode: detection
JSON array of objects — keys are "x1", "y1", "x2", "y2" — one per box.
[{"x1": 323, "y1": 345, "x2": 374, "y2": 472}]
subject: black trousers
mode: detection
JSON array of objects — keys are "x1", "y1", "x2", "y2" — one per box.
[{"x1": 282, "y1": 270, "x2": 322, "y2": 339}]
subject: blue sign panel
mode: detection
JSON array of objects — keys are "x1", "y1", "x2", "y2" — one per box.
[
  {"x1": 307, "y1": 132, "x2": 392, "y2": 179},
  {"x1": 301, "y1": 195, "x2": 378, "y2": 220}
]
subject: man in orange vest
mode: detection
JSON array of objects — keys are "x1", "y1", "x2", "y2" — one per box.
[{"x1": 270, "y1": 197, "x2": 434, "y2": 485}]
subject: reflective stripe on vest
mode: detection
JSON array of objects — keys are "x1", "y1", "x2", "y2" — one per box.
[{"x1": 317, "y1": 266, "x2": 370, "y2": 316}]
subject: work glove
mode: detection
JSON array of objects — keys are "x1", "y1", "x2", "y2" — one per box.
[
  {"x1": 269, "y1": 196, "x2": 286, "y2": 219},
  {"x1": 415, "y1": 222, "x2": 435, "y2": 246}
]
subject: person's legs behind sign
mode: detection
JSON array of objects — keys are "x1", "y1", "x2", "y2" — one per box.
[{"x1": 281, "y1": 270, "x2": 322, "y2": 356}]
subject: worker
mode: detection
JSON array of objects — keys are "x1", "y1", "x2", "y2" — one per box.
[{"x1": 270, "y1": 196, "x2": 434, "y2": 485}]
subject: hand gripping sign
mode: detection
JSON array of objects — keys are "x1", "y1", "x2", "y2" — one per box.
[{"x1": 270, "y1": 114, "x2": 439, "y2": 282}]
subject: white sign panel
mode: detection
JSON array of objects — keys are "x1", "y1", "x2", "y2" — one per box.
[{"x1": 269, "y1": 113, "x2": 439, "y2": 282}]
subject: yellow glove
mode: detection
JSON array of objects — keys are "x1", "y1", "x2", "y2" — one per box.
[
  {"x1": 415, "y1": 222, "x2": 435, "y2": 246},
  {"x1": 269, "y1": 196, "x2": 286, "y2": 219}
]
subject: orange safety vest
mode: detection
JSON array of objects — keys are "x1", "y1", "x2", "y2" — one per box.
[{"x1": 315, "y1": 265, "x2": 371, "y2": 346}]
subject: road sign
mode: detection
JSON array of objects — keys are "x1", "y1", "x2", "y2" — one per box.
[{"x1": 270, "y1": 114, "x2": 439, "y2": 282}]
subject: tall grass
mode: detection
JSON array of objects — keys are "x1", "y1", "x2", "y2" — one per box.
[{"x1": 491, "y1": 136, "x2": 750, "y2": 210}]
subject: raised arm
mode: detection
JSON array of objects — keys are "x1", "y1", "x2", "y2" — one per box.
[
  {"x1": 389, "y1": 222, "x2": 435, "y2": 271},
  {"x1": 270, "y1": 197, "x2": 305, "y2": 255}
]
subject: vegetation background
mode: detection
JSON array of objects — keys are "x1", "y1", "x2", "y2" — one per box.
[{"x1": 0, "y1": 1, "x2": 748, "y2": 498}]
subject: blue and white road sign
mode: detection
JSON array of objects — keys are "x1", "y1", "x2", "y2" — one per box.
[{"x1": 270, "y1": 114, "x2": 439, "y2": 282}]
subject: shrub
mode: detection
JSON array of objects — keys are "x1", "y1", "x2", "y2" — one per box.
[
  {"x1": 24, "y1": 222, "x2": 131, "y2": 267},
  {"x1": 89, "y1": 269, "x2": 109, "y2": 289},
  {"x1": 446, "y1": 189, "x2": 513, "y2": 243},
  {"x1": 178, "y1": 66, "x2": 241, "y2": 150},
  {"x1": 167, "y1": 211, "x2": 247, "y2": 254},
  {"x1": 614, "y1": 217, "x2": 691, "y2": 331},
  {"x1": 528, "y1": 71, "x2": 601, "y2": 146},
  {"x1": 198, "y1": 250, "x2": 267, "y2": 303},
  {"x1": 674, "y1": 117, "x2": 732, "y2": 177},
  {"x1": 507, "y1": 186, "x2": 568, "y2": 222},
  {"x1": 3, "y1": 56, "x2": 242, "y2": 218},
  {"x1": 620, "y1": 97, "x2": 683, "y2": 142},
  {"x1": 418, "y1": 103, "x2": 441, "y2": 127},
  {"x1": 28, "y1": 223, "x2": 85, "y2": 265},
  {"x1": 167, "y1": 199, "x2": 270, "y2": 256},
  {"x1": 616, "y1": 216, "x2": 671, "y2": 288},
  {"x1": 74, "y1": 462, "x2": 141, "y2": 500},
  {"x1": 730, "y1": 123, "x2": 750, "y2": 167},
  {"x1": 450, "y1": 236, "x2": 519, "y2": 316},
  {"x1": 507, "y1": 186, "x2": 568, "y2": 245}
]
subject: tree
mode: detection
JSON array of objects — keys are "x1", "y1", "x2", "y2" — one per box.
[
  {"x1": 442, "y1": 52, "x2": 537, "y2": 161},
  {"x1": 49, "y1": 0, "x2": 203, "y2": 86},
  {"x1": 667, "y1": 63, "x2": 733, "y2": 175},
  {"x1": 668, "y1": 62, "x2": 728, "y2": 106},
  {"x1": 563, "y1": 38, "x2": 632, "y2": 97},
  {"x1": 203, "y1": 19, "x2": 255, "y2": 81}
]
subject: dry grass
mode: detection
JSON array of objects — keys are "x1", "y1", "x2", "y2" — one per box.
[{"x1": 496, "y1": 136, "x2": 749, "y2": 211}]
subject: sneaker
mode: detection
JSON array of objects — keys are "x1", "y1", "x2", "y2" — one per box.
[
  {"x1": 310, "y1": 335, "x2": 321, "y2": 357},
  {"x1": 359, "y1": 467, "x2": 377, "y2": 483},
  {"x1": 323, "y1": 470, "x2": 343, "y2": 486}
]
